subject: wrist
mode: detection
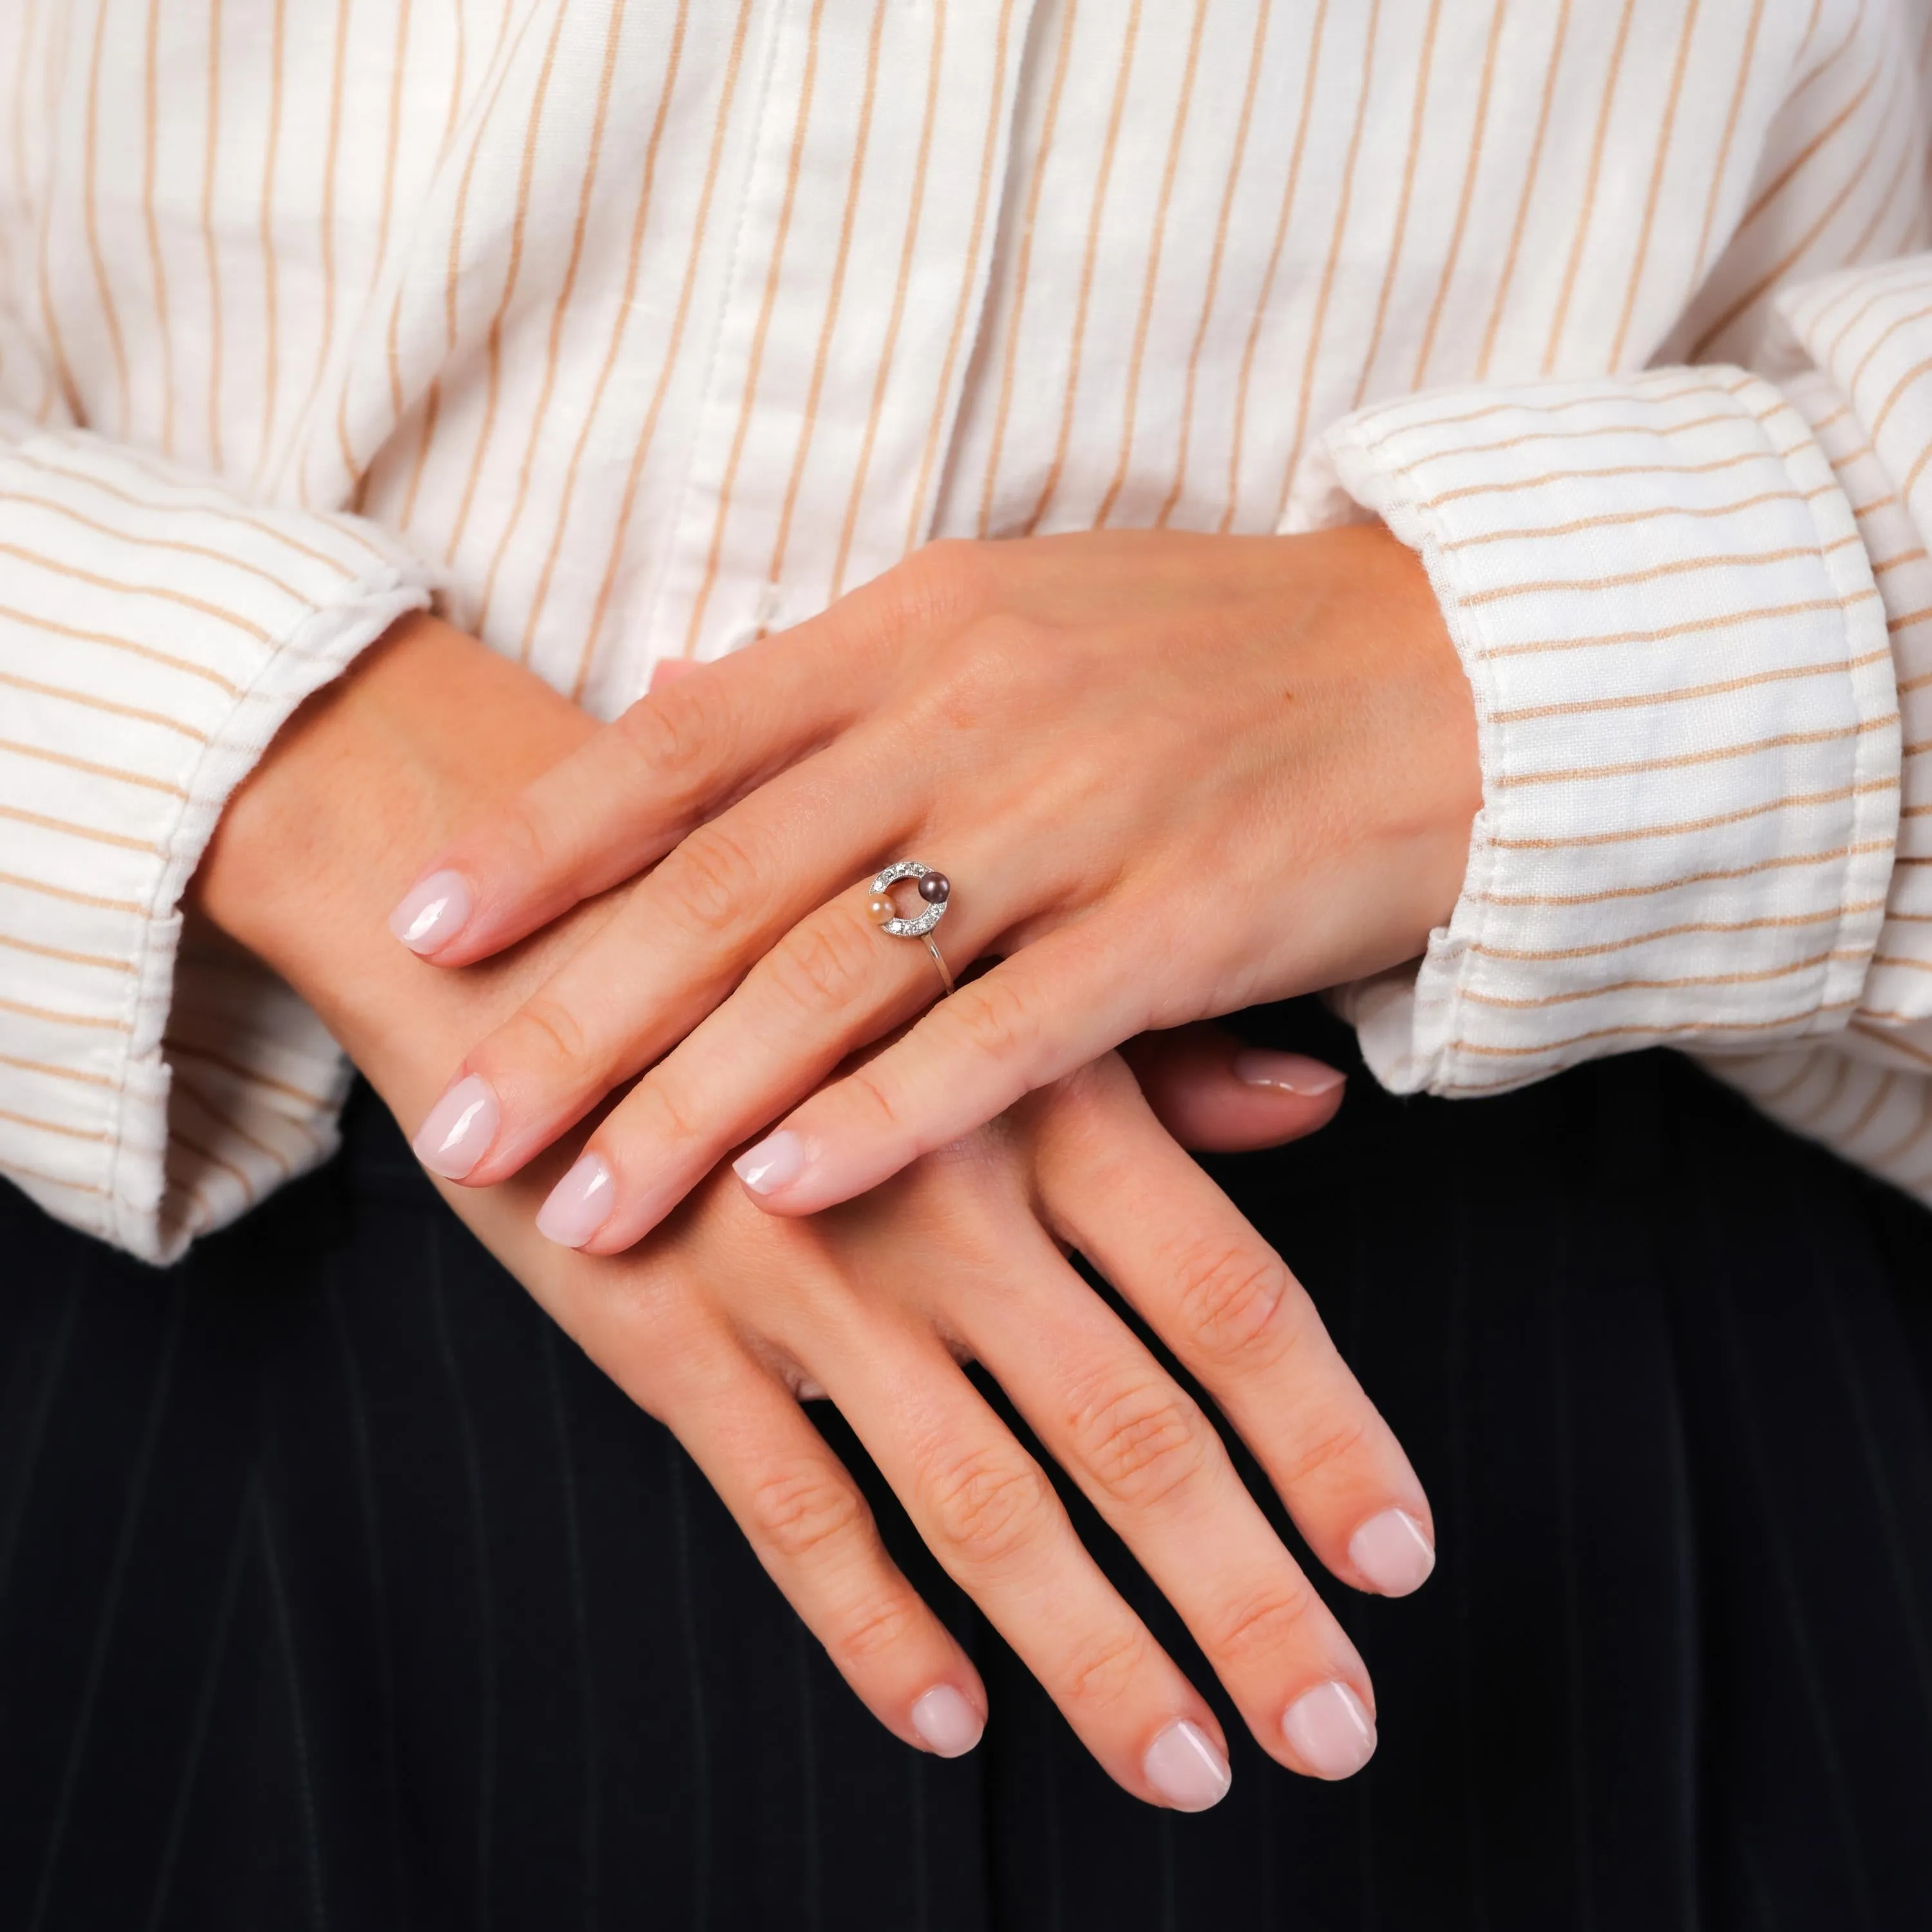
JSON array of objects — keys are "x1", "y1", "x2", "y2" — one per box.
[
  {"x1": 190, "y1": 611, "x2": 600, "y2": 1106},
  {"x1": 1288, "y1": 524, "x2": 1481, "y2": 975},
  {"x1": 1364, "y1": 526, "x2": 1482, "y2": 934}
]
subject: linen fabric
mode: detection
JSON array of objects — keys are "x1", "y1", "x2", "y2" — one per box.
[
  {"x1": 5, "y1": 1007, "x2": 1932, "y2": 1929},
  {"x1": 5, "y1": 0, "x2": 1932, "y2": 1258}
]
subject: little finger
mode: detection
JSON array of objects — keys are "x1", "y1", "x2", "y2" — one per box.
[
  {"x1": 734, "y1": 931, "x2": 1148, "y2": 1216},
  {"x1": 1124, "y1": 1023, "x2": 1347, "y2": 1153}
]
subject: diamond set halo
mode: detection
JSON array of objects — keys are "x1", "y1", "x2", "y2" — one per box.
[
  {"x1": 867, "y1": 859, "x2": 951, "y2": 938},
  {"x1": 865, "y1": 859, "x2": 954, "y2": 994}
]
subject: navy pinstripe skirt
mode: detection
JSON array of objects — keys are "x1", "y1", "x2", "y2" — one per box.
[{"x1": 5, "y1": 999, "x2": 1932, "y2": 1931}]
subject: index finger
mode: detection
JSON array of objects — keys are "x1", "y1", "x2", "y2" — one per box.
[
  {"x1": 386, "y1": 549, "x2": 978, "y2": 967},
  {"x1": 386, "y1": 639, "x2": 851, "y2": 965}
]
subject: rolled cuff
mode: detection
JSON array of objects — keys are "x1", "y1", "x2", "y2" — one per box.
[
  {"x1": 1295, "y1": 366, "x2": 1899, "y2": 1098},
  {"x1": 0, "y1": 424, "x2": 433, "y2": 1261}
]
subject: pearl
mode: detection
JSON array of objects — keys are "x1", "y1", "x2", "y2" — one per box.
[
  {"x1": 866, "y1": 893, "x2": 896, "y2": 925},
  {"x1": 917, "y1": 871, "x2": 951, "y2": 905}
]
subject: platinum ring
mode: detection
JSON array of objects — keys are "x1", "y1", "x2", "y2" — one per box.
[{"x1": 866, "y1": 860, "x2": 954, "y2": 996}]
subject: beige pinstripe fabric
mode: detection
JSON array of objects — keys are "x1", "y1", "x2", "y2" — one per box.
[{"x1": 3, "y1": 0, "x2": 1932, "y2": 1260}]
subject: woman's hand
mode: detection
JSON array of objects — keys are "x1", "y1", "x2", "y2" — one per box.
[
  {"x1": 437, "y1": 1050, "x2": 1426, "y2": 1806},
  {"x1": 195, "y1": 609, "x2": 1432, "y2": 1808},
  {"x1": 393, "y1": 526, "x2": 1481, "y2": 1249}
]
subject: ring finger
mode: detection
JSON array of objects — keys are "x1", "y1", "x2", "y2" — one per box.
[{"x1": 531, "y1": 838, "x2": 1039, "y2": 1251}]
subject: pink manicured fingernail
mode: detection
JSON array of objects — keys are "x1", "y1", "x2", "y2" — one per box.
[
  {"x1": 734, "y1": 1130, "x2": 806, "y2": 1197},
  {"x1": 1349, "y1": 1508, "x2": 1435, "y2": 1596},
  {"x1": 1142, "y1": 1720, "x2": 1232, "y2": 1812},
  {"x1": 1231, "y1": 1050, "x2": 1346, "y2": 1097},
  {"x1": 537, "y1": 1152, "x2": 615, "y2": 1248},
  {"x1": 412, "y1": 1074, "x2": 499, "y2": 1180},
  {"x1": 910, "y1": 1686, "x2": 983, "y2": 1758},
  {"x1": 1283, "y1": 1682, "x2": 1376, "y2": 1779},
  {"x1": 649, "y1": 656, "x2": 697, "y2": 692},
  {"x1": 388, "y1": 869, "x2": 472, "y2": 954}
]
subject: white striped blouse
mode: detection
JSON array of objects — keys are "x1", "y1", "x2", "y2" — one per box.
[{"x1": 3, "y1": 0, "x2": 1932, "y2": 1262}]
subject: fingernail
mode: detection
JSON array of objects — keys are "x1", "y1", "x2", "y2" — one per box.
[
  {"x1": 1282, "y1": 1681, "x2": 1377, "y2": 1780},
  {"x1": 411, "y1": 1074, "x2": 499, "y2": 1180},
  {"x1": 389, "y1": 869, "x2": 472, "y2": 954},
  {"x1": 910, "y1": 1686, "x2": 984, "y2": 1758},
  {"x1": 1232, "y1": 1050, "x2": 1346, "y2": 1097},
  {"x1": 1142, "y1": 1719, "x2": 1232, "y2": 1812},
  {"x1": 536, "y1": 1152, "x2": 615, "y2": 1248},
  {"x1": 734, "y1": 1130, "x2": 806, "y2": 1197},
  {"x1": 1348, "y1": 1508, "x2": 1436, "y2": 1596}
]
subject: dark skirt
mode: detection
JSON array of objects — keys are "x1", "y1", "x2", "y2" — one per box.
[{"x1": 4, "y1": 999, "x2": 1932, "y2": 1932}]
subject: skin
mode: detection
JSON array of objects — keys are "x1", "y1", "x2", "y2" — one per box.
[
  {"x1": 192, "y1": 611, "x2": 1434, "y2": 1806},
  {"x1": 395, "y1": 525, "x2": 1482, "y2": 1251}
]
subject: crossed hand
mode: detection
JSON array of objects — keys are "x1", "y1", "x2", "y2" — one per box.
[{"x1": 372, "y1": 526, "x2": 1475, "y2": 1806}]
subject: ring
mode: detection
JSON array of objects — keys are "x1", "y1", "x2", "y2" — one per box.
[{"x1": 866, "y1": 859, "x2": 954, "y2": 996}]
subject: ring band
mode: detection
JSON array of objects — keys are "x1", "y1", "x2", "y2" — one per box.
[
  {"x1": 920, "y1": 934, "x2": 956, "y2": 997},
  {"x1": 866, "y1": 859, "x2": 954, "y2": 997}
]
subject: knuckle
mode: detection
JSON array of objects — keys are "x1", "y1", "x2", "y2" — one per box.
[
  {"x1": 1018, "y1": 1056, "x2": 1130, "y2": 1169},
  {"x1": 828, "y1": 1591, "x2": 923, "y2": 1670},
  {"x1": 952, "y1": 971, "x2": 1042, "y2": 1069},
  {"x1": 1061, "y1": 1625, "x2": 1153, "y2": 1716},
  {"x1": 592, "y1": 1295, "x2": 726, "y2": 1419},
  {"x1": 840, "y1": 1065, "x2": 911, "y2": 1141},
  {"x1": 747, "y1": 1462, "x2": 873, "y2": 1566},
  {"x1": 495, "y1": 992, "x2": 591, "y2": 1079},
  {"x1": 662, "y1": 824, "x2": 764, "y2": 936},
  {"x1": 623, "y1": 1073, "x2": 701, "y2": 1151},
  {"x1": 922, "y1": 1443, "x2": 1058, "y2": 1571},
  {"x1": 1274, "y1": 1409, "x2": 1374, "y2": 1495},
  {"x1": 1169, "y1": 1239, "x2": 1294, "y2": 1369},
  {"x1": 616, "y1": 683, "x2": 723, "y2": 791},
  {"x1": 1202, "y1": 1581, "x2": 1318, "y2": 1674},
  {"x1": 898, "y1": 538, "x2": 992, "y2": 627},
  {"x1": 1065, "y1": 1373, "x2": 1213, "y2": 1511},
  {"x1": 482, "y1": 790, "x2": 558, "y2": 883},
  {"x1": 919, "y1": 612, "x2": 1043, "y2": 726},
  {"x1": 766, "y1": 910, "x2": 879, "y2": 1018}
]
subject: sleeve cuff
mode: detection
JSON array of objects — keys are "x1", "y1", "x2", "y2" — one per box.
[
  {"x1": 0, "y1": 424, "x2": 434, "y2": 1261},
  {"x1": 1295, "y1": 365, "x2": 1899, "y2": 1097}
]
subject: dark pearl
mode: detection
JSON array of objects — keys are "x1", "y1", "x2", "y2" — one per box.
[{"x1": 918, "y1": 871, "x2": 951, "y2": 905}]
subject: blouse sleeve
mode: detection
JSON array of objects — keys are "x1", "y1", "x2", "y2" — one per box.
[
  {"x1": 0, "y1": 309, "x2": 431, "y2": 1262},
  {"x1": 1295, "y1": 0, "x2": 1932, "y2": 1203}
]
